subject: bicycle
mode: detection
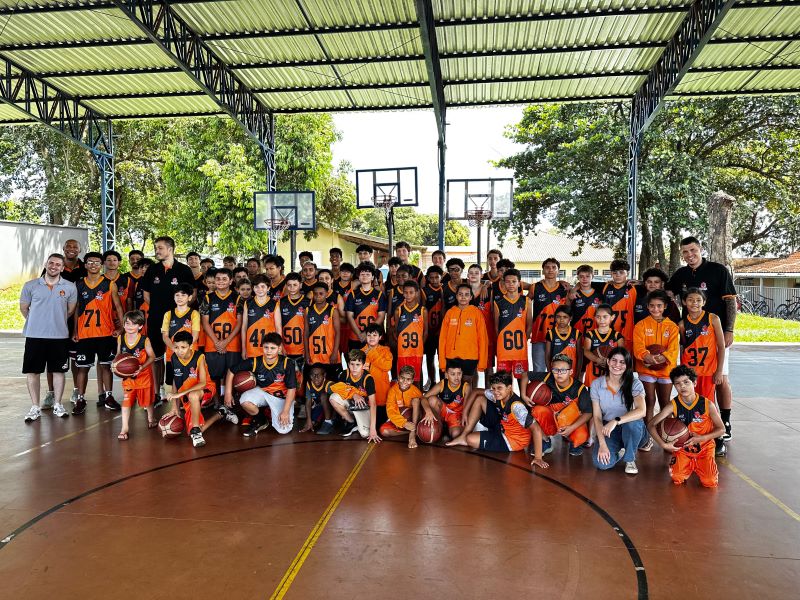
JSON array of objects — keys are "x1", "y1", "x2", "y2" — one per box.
[
  {"x1": 775, "y1": 295, "x2": 800, "y2": 321},
  {"x1": 753, "y1": 293, "x2": 774, "y2": 317},
  {"x1": 737, "y1": 291, "x2": 757, "y2": 315}
]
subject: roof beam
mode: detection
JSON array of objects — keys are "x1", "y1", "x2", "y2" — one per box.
[
  {"x1": 110, "y1": 0, "x2": 272, "y2": 147},
  {"x1": 0, "y1": 54, "x2": 111, "y2": 155},
  {"x1": 631, "y1": 0, "x2": 738, "y2": 136},
  {"x1": 416, "y1": 0, "x2": 446, "y2": 141}
]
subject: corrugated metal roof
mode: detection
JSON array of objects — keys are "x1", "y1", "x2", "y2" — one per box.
[{"x1": 0, "y1": 0, "x2": 797, "y2": 121}]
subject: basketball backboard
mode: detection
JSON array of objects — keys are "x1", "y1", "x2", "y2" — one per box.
[
  {"x1": 356, "y1": 167, "x2": 419, "y2": 209},
  {"x1": 253, "y1": 191, "x2": 316, "y2": 231},
  {"x1": 446, "y1": 179, "x2": 513, "y2": 221}
]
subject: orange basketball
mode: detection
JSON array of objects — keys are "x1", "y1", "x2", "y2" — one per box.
[
  {"x1": 597, "y1": 345, "x2": 614, "y2": 358},
  {"x1": 646, "y1": 344, "x2": 669, "y2": 370},
  {"x1": 416, "y1": 419, "x2": 442, "y2": 444},
  {"x1": 232, "y1": 371, "x2": 257, "y2": 393},
  {"x1": 400, "y1": 407, "x2": 412, "y2": 422},
  {"x1": 112, "y1": 353, "x2": 139, "y2": 378},
  {"x1": 159, "y1": 414, "x2": 184, "y2": 439},
  {"x1": 526, "y1": 380, "x2": 552, "y2": 406},
  {"x1": 657, "y1": 417, "x2": 691, "y2": 448}
]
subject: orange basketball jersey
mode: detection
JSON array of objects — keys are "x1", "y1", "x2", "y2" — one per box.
[
  {"x1": 75, "y1": 277, "x2": 117, "y2": 340},
  {"x1": 280, "y1": 295, "x2": 310, "y2": 357},
  {"x1": 494, "y1": 294, "x2": 529, "y2": 362},
  {"x1": 161, "y1": 307, "x2": 199, "y2": 361},
  {"x1": 119, "y1": 333, "x2": 153, "y2": 390},
  {"x1": 601, "y1": 282, "x2": 637, "y2": 344},
  {"x1": 202, "y1": 290, "x2": 241, "y2": 352},
  {"x1": 546, "y1": 326, "x2": 582, "y2": 367},
  {"x1": 396, "y1": 303, "x2": 425, "y2": 359},
  {"x1": 583, "y1": 328, "x2": 623, "y2": 386},
  {"x1": 529, "y1": 281, "x2": 568, "y2": 344},
  {"x1": 243, "y1": 297, "x2": 278, "y2": 358},
  {"x1": 681, "y1": 311, "x2": 719, "y2": 377},
  {"x1": 307, "y1": 303, "x2": 337, "y2": 364}
]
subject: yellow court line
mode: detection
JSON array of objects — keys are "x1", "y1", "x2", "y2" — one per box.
[
  {"x1": 269, "y1": 443, "x2": 375, "y2": 600},
  {"x1": 719, "y1": 457, "x2": 800, "y2": 524}
]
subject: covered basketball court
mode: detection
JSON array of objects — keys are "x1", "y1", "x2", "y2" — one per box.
[{"x1": 2, "y1": 1, "x2": 800, "y2": 598}]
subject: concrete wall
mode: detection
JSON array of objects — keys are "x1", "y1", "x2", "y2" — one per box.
[
  {"x1": 0, "y1": 221, "x2": 90, "y2": 287},
  {"x1": 276, "y1": 229, "x2": 361, "y2": 269}
]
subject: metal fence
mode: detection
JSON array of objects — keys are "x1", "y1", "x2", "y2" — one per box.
[{"x1": 736, "y1": 285, "x2": 800, "y2": 319}]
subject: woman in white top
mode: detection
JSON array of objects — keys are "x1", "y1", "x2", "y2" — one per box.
[{"x1": 590, "y1": 347, "x2": 648, "y2": 475}]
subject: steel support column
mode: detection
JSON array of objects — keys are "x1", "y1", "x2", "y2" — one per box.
[
  {"x1": 93, "y1": 120, "x2": 116, "y2": 252},
  {"x1": 438, "y1": 140, "x2": 446, "y2": 251},
  {"x1": 627, "y1": 0, "x2": 737, "y2": 276}
]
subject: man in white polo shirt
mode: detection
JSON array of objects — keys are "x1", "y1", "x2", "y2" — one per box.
[{"x1": 20, "y1": 253, "x2": 78, "y2": 421}]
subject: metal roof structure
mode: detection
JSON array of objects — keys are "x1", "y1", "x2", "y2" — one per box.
[{"x1": 0, "y1": 0, "x2": 798, "y2": 268}]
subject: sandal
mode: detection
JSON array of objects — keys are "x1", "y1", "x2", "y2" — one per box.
[
  {"x1": 147, "y1": 421, "x2": 158, "y2": 429},
  {"x1": 118, "y1": 432, "x2": 129, "y2": 441}
]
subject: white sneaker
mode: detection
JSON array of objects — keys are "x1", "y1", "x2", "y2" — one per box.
[
  {"x1": 53, "y1": 404, "x2": 69, "y2": 418},
  {"x1": 24, "y1": 406, "x2": 41, "y2": 422},
  {"x1": 190, "y1": 427, "x2": 206, "y2": 448},
  {"x1": 618, "y1": 448, "x2": 626, "y2": 459},
  {"x1": 220, "y1": 405, "x2": 239, "y2": 425},
  {"x1": 42, "y1": 391, "x2": 55, "y2": 410},
  {"x1": 625, "y1": 461, "x2": 639, "y2": 475},
  {"x1": 639, "y1": 438, "x2": 654, "y2": 452}
]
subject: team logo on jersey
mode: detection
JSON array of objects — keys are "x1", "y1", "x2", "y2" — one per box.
[
  {"x1": 153, "y1": 277, "x2": 160, "y2": 284},
  {"x1": 322, "y1": 315, "x2": 330, "y2": 325},
  {"x1": 700, "y1": 325, "x2": 709, "y2": 336},
  {"x1": 700, "y1": 282, "x2": 708, "y2": 290},
  {"x1": 568, "y1": 339, "x2": 577, "y2": 349},
  {"x1": 171, "y1": 277, "x2": 178, "y2": 286},
  {"x1": 412, "y1": 315, "x2": 421, "y2": 323},
  {"x1": 686, "y1": 329, "x2": 694, "y2": 338},
  {"x1": 226, "y1": 302, "x2": 236, "y2": 313},
  {"x1": 663, "y1": 331, "x2": 671, "y2": 338},
  {"x1": 369, "y1": 298, "x2": 378, "y2": 307},
  {"x1": 693, "y1": 410, "x2": 703, "y2": 423},
  {"x1": 465, "y1": 319, "x2": 474, "y2": 326},
  {"x1": 275, "y1": 373, "x2": 285, "y2": 383},
  {"x1": 95, "y1": 291, "x2": 105, "y2": 301}
]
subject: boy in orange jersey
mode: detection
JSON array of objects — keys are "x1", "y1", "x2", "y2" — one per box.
[
  {"x1": 379, "y1": 365, "x2": 423, "y2": 448},
  {"x1": 422, "y1": 265, "x2": 444, "y2": 390},
  {"x1": 529, "y1": 258, "x2": 570, "y2": 373},
  {"x1": 200, "y1": 268, "x2": 242, "y2": 398},
  {"x1": 481, "y1": 249, "x2": 502, "y2": 284},
  {"x1": 679, "y1": 288, "x2": 725, "y2": 403},
  {"x1": 345, "y1": 263, "x2": 387, "y2": 351},
  {"x1": 165, "y1": 331, "x2": 225, "y2": 448},
  {"x1": 422, "y1": 363, "x2": 470, "y2": 439},
  {"x1": 263, "y1": 255, "x2": 287, "y2": 303},
  {"x1": 300, "y1": 364, "x2": 335, "y2": 435},
  {"x1": 529, "y1": 354, "x2": 593, "y2": 458},
  {"x1": 329, "y1": 247, "x2": 343, "y2": 279},
  {"x1": 113, "y1": 310, "x2": 156, "y2": 440},
  {"x1": 633, "y1": 290, "x2": 680, "y2": 427},
  {"x1": 648, "y1": 365, "x2": 725, "y2": 487},
  {"x1": 72, "y1": 252, "x2": 125, "y2": 415},
  {"x1": 446, "y1": 370, "x2": 531, "y2": 453},
  {"x1": 493, "y1": 268, "x2": 532, "y2": 400},
  {"x1": 329, "y1": 349, "x2": 381, "y2": 443},
  {"x1": 235, "y1": 278, "x2": 252, "y2": 301},
  {"x1": 441, "y1": 258, "x2": 465, "y2": 312},
  {"x1": 601, "y1": 258, "x2": 637, "y2": 346},
  {"x1": 279, "y1": 273, "x2": 310, "y2": 399},
  {"x1": 225, "y1": 332, "x2": 298, "y2": 438},
  {"x1": 363, "y1": 323, "x2": 393, "y2": 424},
  {"x1": 583, "y1": 304, "x2": 625, "y2": 387},
  {"x1": 546, "y1": 305, "x2": 582, "y2": 374},
  {"x1": 439, "y1": 284, "x2": 488, "y2": 386},
  {"x1": 102, "y1": 250, "x2": 130, "y2": 317},
  {"x1": 393, "y1": 280, "x2": 427, "y2": 388},
  {"x1": 241, "y1": 274, "x2": 281, "y2": 360},
  {"x1": 569, "y1": 264, "x2": 603, "y2": 334},
  {"x1": 300, "y1": 261, "x2": 318, "y2": 297},
  {"x1": 305, "y1": 282, "x2": 341, "y2": 382},
  {"x1": 161, "y1": 283, "x2": 200, "y2": 365}
]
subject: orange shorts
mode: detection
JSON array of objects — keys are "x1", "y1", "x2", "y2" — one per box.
[
  {"x1": 496, "y1": 359, "x2": 528, "y2": 378},
  {"x1": 181, "y1": 388, "x2": 214, "y2": 432},
  {"x1": 122, "y1": 385, "x2": 154, "y2": 409},
  {"x1": 669, "y1": 446, "x2": 718, "y2": 487},
  {"x1": 397, "y1": 355, "x2": 423, "y2": 381},
  {"x1": 379, "y1": 420, "x2": 407, "y2": 436},
  {"x1": 695, "y1": 376, "x2": 716, "y2": 403},
  {"x1": 532, "y1": 405, "x2": 589, "y2": 446},
  {"x1": 439, "y1": 403, "x2": 463, "y2": 430}
]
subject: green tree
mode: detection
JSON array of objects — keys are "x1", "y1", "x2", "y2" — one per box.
[
  {"x1": 496, "y1": 97, "x2": 800, "y2": 272},
  {"x1": 351, "y1": 207, "x2": 470, "y2": 246}
]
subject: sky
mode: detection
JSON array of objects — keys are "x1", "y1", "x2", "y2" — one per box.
[{"x1": 332, "y1": 106, "x2": 526, "y2": 218}]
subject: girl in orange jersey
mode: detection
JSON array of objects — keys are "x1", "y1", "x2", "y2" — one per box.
[
  {"x1": 113, "y1": 311, "x2": 156, "y2": 440},
  {"x1": 546, "y1": 305, "x2": 582, "y2": 374},
  {"x1": 363, "y1": 323, "x2": 393, "y2": 424},
  {"x1": 583, "y1": 304, "x2": 625, "y2": 387},
  {"x1": 632, "y1": 290, "x2": 680, "y2": 427},
  {"x1": 679, "y1": 288, "x2": 725, "y2": 403}
]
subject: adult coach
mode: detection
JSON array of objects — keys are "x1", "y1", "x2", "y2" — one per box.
[
  {"x1": 139, "y1": 236, "x2": 195, "y2": 401},
  {"x1": 667, "y1": 235, "x2": 736, "y2": 455},
  {"x1": 20, "y1": 254, "x2": 77, "y2": 421}
]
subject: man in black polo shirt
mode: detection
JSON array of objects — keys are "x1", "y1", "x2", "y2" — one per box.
[
  {"x1": 140, "y1": 236, "x2": 195, "y2": 402},
  {"x1": 667, "y1": 236, "x2": 737, "y2": 456}
]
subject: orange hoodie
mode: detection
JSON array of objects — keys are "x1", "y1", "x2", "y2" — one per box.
[
  {"x1": 386, "y1": 383, "x2": 423, "y2": 428},
  {"x1": 633, "y1": 315, "x2": 679, "y2": 377},
  {"x1": 363, "y1": 344, "x2": 393, "y2": 406},
  {"x1": 438, "y1": 305, "x2": 488, "y2": 371}
]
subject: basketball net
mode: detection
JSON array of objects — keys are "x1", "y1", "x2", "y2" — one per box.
[
  {"x1": 264, "y1": 210, "x2": 292, "y2": 252},
  {"x1": 466, "y1": 193, "x2": 493, "y2": 227},
  {"x1": 372, "y1": 194, "x2": 397, "y2": 220}
]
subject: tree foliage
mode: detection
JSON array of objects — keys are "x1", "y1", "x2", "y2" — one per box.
[{"x1": 496, "y1": 97, "x2": 800, "y2": 272}]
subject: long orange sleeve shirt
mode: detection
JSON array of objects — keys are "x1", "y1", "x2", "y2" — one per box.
[
  {"x1": 632, "y1": 315, "x2": 680, "y2": 377},
  {"x1": 386, "y1": 383, "x2": 423, "y2": 428},
  {"x1": 438, "y1": 305, "x2": 488, "y2": 371},
  {"x1": 364, "y1": 344, "x2": 393, "y2": 406}
]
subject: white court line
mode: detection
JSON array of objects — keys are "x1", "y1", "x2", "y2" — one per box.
[{"x1": 9, "y1": 415, "x2": 121, "y2": 459}]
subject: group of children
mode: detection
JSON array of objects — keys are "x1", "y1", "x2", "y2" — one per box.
[{"x1": 37, "y1": 242, "x2": 728, "y2": 486}]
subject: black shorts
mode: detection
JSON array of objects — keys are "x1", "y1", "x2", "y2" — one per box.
[
  {"x1": 22, "y1": 338, "x2": 70, "y2": 374},
  {"x1": 74, "y1": 336, "x2": 116, "y2": 368},
  {"x1": 148, "y1": 325, "x2": 166, "y2": 358},
  {"x1": 205, "y1": 351, "x2": 241, "y2": 380},
  {"x1": 478, "y1": 402, "x2": 509, "y2": 452},
  {"x1": 424, "y1": 334, "x2": 439, "y2": 354},
  {"x1": 446, "y1": 358, "x2": 478, "y2": 377},
  {"x1": 347, "y1": 339, "x2": 363, "y2": 353},
  {"x1": 375, "y1": 404, "x2": 388, "y2": 425}
]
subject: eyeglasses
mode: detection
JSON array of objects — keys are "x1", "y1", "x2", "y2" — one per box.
[{"x1": 551, "y1": 368, "x2": 570, "y2": 374}]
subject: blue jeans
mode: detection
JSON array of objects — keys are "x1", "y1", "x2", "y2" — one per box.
[
  {"x1": 531, "y1": 342, "x2": 547, "y2": 373},
  {"x1": 592, "y1": 420, "x2": 647, "y2": 470}
]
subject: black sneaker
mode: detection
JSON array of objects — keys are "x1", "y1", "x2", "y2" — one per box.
[
  {"x1": 715, "y1": 438, "x2": 727, "y2": 456},
  {"x1": 104, "y1": 395, "x2": 121, "y2": 411},
  {"x1": 190, "y1": 427, "x2": 206, "y2": 448},
  {"x1": 341, "y1": 419, "x2": 359, "y2": 438},
  {"x1": 96, "y1": 395, "x2": 105, "y2": 407},
  {"x1": 243, "y1": 421, "x2": 269, "y2": 438},
  {"x1": 722, "y1": 421, "x2": 732, "y2": 441},
  {"x1": 72, "y1": 397, "x2": 87, "y2": 415}
]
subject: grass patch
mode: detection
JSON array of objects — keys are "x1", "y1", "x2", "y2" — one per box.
[
  {"x1": 735, "y1": 313, "x2": 800, "y2": 343},
  {"x1": 0, "y1": 282, "x2": 24, "y2": 331}
]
